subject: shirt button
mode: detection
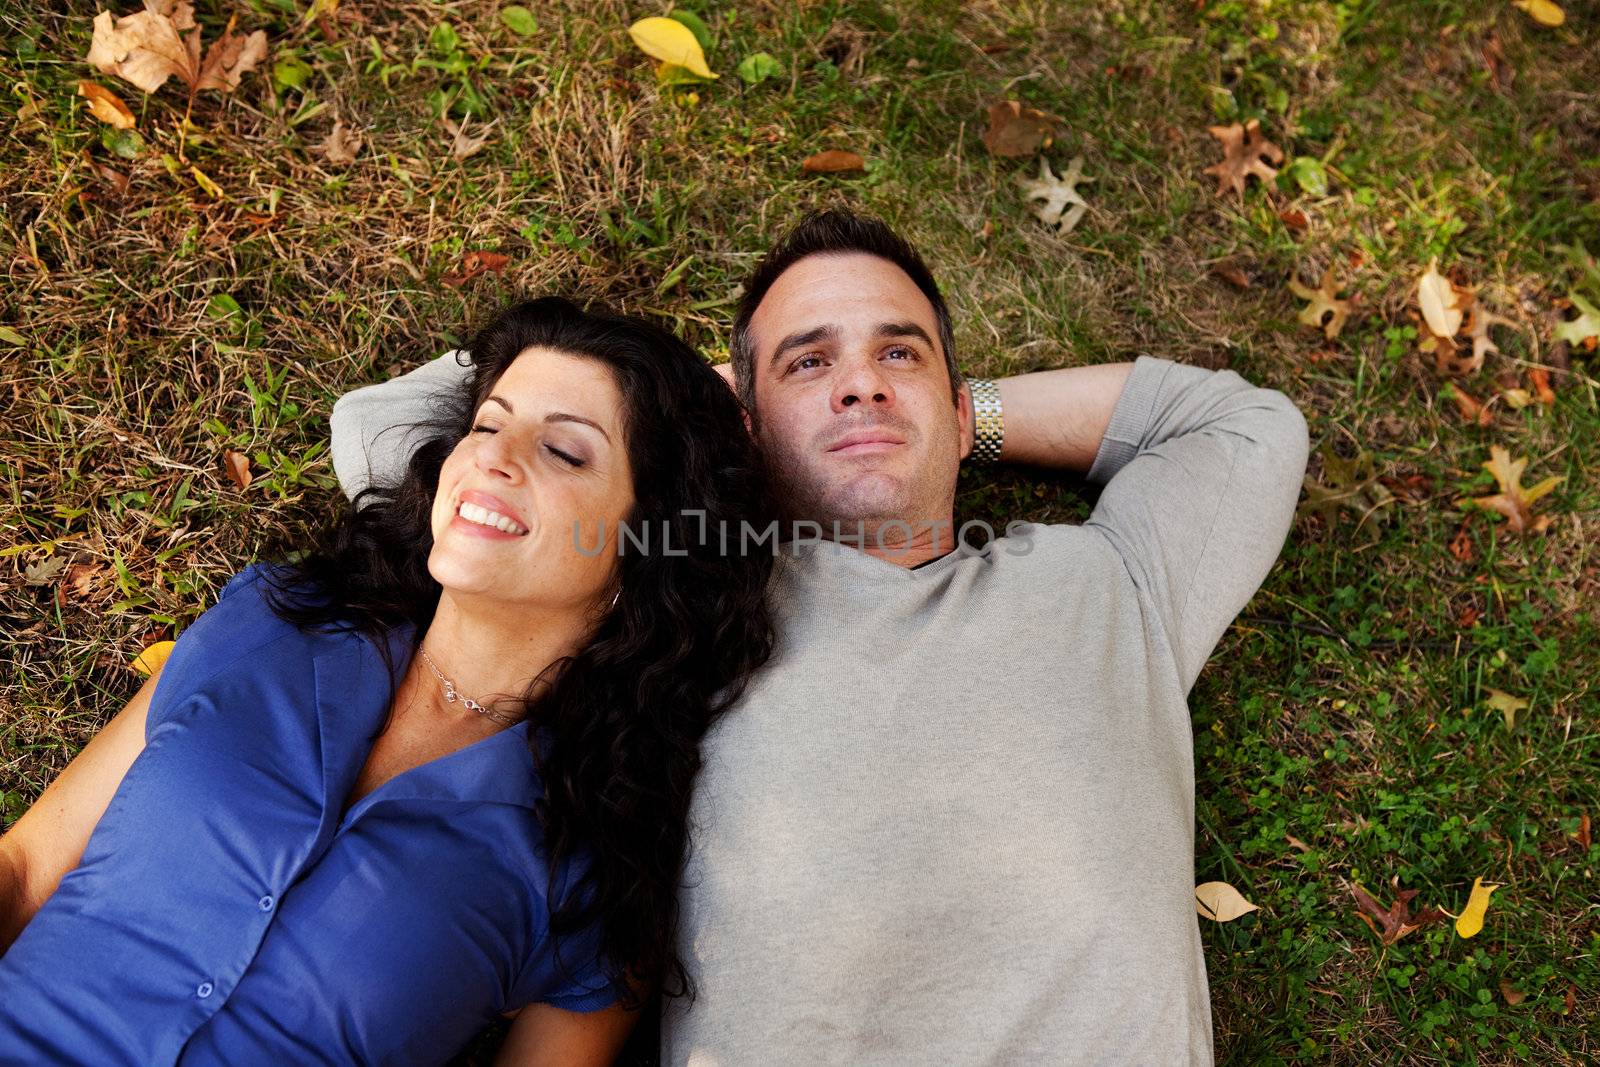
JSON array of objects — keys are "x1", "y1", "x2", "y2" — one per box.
[
  {"x1": 258, "y1": 895, "x2": 275, "y2": 911},
  {"x1": 196, "y1": 982, "x2": 214, "y2": 998}
]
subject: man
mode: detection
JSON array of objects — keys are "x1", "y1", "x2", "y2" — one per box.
[{"x1": 332, "y1": 210, "x2": 1309, "y2": 1064}]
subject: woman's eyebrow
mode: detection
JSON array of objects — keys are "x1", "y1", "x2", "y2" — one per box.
[{"x1": 484, "y1": 395, "x2": 611, "y2": 443}]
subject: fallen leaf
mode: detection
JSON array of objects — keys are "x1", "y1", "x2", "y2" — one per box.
[
  {"x1": 1278, "y1": 207, "x2": 1309, "y2": 233},
  {"x1": 1576, "y1": 814, "x2": 1591, "y2": 851},
  {"x1": 442, "y1": 117, "x2": 492, "y2": 160},
  {"x1": 1417, "y1": 258, "x2": 1464, "y2": 339},
  {"x1": 1448, "y1": 524, "x2": 1475, "y2": 562},
  {"x1": 441, "y1": 250, "x2": 511, "y2": 288},
  {"x1": 88, "y1": 2, "x2": 267, "y2": 97},
  {"x1": 317, "y1": 119, "x2": 362, "y2": 165},
  {"x1": 62, "y1": 562, "x2": 109, "y2": 602},
  {"x1": 1454, "y1": 876, "x2": 1500, "y2": 939},
  {"x1": 981, "y1": 99, "x2": 1061, "y2": 158},
  {"x1": 1501, "y1": 387, "x2": 1534, "y2": 410},
  {"x1": 1554, "y1": 292, "x2": 1600, "y2": 347},
  {"x1": 802, "y1": 149, "x2": 865, "y2": 174},
  {"x1": 499, "y1": 4, "x2": 537, "y2": 37},
  {"x1": 736, "y1": 51, "x2": 783, "y2": 86},
  {"x1": 1202, "y1": 119, "x2": 1283, "y2": 199},
  {"x1": 77, "y1": 80, "x2": 136, "y2": 128},
  {"x1": 1481, "y1": 32, "x2": 1514, "y2": 92},
  {"x1": 1459, "y1": 299, "x2": 1515, "y2": 375},
  {"x1": 1017, "y1": 155, "x2": 1093, "y2": 235},
  {"x1": 628, "y1": 16, "x2": 717, "y2": 80},
  {"x1": 1499, "y1": 980, "x2": 1527, "y2": 1006},
  {"x1": 223, "y1": 448, "x2": 252, "y2": 489},
  {"x1": 1195, "y1": 882, "x2": 1259, "y2": 922},
  {"x1": 1444, "y1": 382, "x2": 1493, "y2": 427},
  {"x1": 1529, "y1": 367, "x2": 1556, "y2": 405},
  {"x1": 1210, "y1": 262, "x2": 1251, "y2": 290},
  {"x1": 1289, "y1": 266, "x2": 1351, "y2": 340},
  {"x1": 1484, "y1": 688, "x2": 1529, "y2": 730},
  {"x1": 1285, "y1": 833, "x2": 1312, "y2": 853},
  {"x1": 190, "y1": 165, "x2": 222, "y2": 198},
  {"x1": 1350, "y1": 882, "x2": 1448, "y2": 946},
  {"x1": 131, "y1": 639, "x2": 176, "y2": 676},
  {"x1": 1513, "y1": 0, "x2": 1566, "y2": 26},
  {"x1": 24, "y1": 556, "x2": 69, "y2": 586},
  {"x1": 1298, "y1": 446, "x2": 1393, "y2": 541},
  {"x1": 1464, "y1": 444, "x2": 1562, "y2": 535}
]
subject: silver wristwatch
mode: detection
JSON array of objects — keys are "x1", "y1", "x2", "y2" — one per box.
[{"x1": 967, "y1": 377, "x2": 1004, "y2": 463}]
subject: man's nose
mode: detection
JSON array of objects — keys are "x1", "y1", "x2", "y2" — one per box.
[{"x1": 831, "y1": 356, "x2": 895, "y2": 412}]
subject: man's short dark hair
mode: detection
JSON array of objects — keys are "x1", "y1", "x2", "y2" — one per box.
[{"x1": 729, "y1": 209, "x2": 961, "y2": 423}]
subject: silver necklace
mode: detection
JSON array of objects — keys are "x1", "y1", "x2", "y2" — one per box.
[{"x1": 416, "y1": 647, "x2": 522, "y2": 727}]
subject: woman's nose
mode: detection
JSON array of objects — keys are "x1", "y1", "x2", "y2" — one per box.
[{"x1": 473, "y1": 433, "x2": 525, "y2": 483}]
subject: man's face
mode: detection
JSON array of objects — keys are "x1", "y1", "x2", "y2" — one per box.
[{"x1": 748, "y1": 252, "x2": 973, "y2": 529}]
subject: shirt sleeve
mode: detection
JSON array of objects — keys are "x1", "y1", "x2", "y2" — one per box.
[
  {"x1": 329, "y1": 350, "x2": 474, "y2": 502},
  {"x1": 1083, "y1": 356, "x2": 1309, "y2": 694}
]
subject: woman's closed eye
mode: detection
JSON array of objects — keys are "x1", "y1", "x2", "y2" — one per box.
[{"x1": 472, "y1": 424, "x2": 586, "y2": 467}]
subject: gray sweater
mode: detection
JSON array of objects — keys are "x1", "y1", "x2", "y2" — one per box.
[{"x1": 330, "y1": 354, "x2": 1309, "y2": 1065}]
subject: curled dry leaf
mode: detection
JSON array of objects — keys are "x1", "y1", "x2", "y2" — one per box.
[
  {"x1": 88, "y1": 2, "x2": 267, "y2": 97},
  {"x1": 132, "y1": 639, "x2": 177, "y2": 676},
  {"x1": 1499, "y1": 980, "x2": 1527, "y2": 1007},
  {"x1": 1417, "y1": 258, "x2": 1464, "y2": 338},
  {"x1": 1529, "y1": 367, "x2": 1556, "y2": 405},
  {"x1": 1202, "y1": 119, "x2": 1283, "y2": 199},
  {"x1": 24, "y1": 556, "x2": 69, "y2": 587},
  {"x1": 77, "y1": 80, "x2": 136, "y2": 128},
  {"x1": 1288, "y1": 266, "x2": 1351, "y2": 340},
  {"x1": 981, "y1": 100, "x2": 1061, "y2": 158},
  {"x1": 1297, "y1": 446, "x2": 1393, "y2": 544},
  {"x1": 1463, "y1": 444, "x2": 1562, "y2": 535},
  {"x1": 1444, "y1": 382, "x2": 1493, "y2": 427},
  {"x1": 1017, "y1": 155, "x2": 1093, "y2": 235},
  {"x1": 317, "y1": 119, "x2": 362, "y2": 165},
  {"x1": 1350, "y1": 882, "x2": 1448, "y2": 946},
  {"x1": 1462, "y1": 299, "x2": 1516, "y2": 374},
  {"x1": 441, "y1": 250, "x2": 511, "y2": 288},
  {"x1": 1454, "y1": 877, "x2": 1501, "y2": 939},
  {"x1": 1195, "y1": 882, "x2": 1258, "y2": 922},
  {"x1": 223, "y1": 448, "x2": 252, "y2": 489},
  {"x1": 802, "y1": 149, "x2": 865, "y2": 174}
]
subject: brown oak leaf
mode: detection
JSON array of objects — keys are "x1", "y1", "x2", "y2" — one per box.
[
  {"x1": 981, "y1": 100, "x2": 1062, "y2": 158},
  {"x1": 802, "y1": 149, "x2": 866, "y2": 174},
  {"x1": 1350, "y1": 882, "x2": 1448, "y2": 947},
  {"x1": 1289, "y1": 266, "x2": 1352, "y2": 340},
  {"x1": 1202, "y1": 119, "x2": 1283, "y2": 198},
  {"x1": 1464, "y1": 445, "x2": 1562, "y2": 535}
]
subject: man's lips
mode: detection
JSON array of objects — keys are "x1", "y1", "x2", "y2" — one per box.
[{"x1": 826, "y1": 431, "x2": 907, "y2": 455}]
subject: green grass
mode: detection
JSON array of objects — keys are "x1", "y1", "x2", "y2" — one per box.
[{"x1": 2, "y1": 1, "x2": 1597, "y2": 1062}]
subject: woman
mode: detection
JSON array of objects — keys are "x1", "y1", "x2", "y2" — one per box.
[{"x1": 0, "y1": 297, "x2": 775, "y2": 1064}]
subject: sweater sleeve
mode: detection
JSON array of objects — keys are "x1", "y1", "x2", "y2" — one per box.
[
  {"x1": 1083, "y1": 355, "x2": 1309, "y2": 694},
  {"x1": 329, "y1": 350, "x2": 475, "y2": 502}
]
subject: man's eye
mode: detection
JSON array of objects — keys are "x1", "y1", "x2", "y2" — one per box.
[
  {"x1": 885, "y1": 346, "x2": 916, "y2": 361},
  {"x1": 546, "y1": 444, "x2": 585, "y2": 468},
  {"x1": 793, "y1": 355, "x2": 823, "y2": 372}
]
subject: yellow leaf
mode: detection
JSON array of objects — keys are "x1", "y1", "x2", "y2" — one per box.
[
  {"x1": 1195, "y1": 881, "x2": 1260, "y2": 922},
  {"x1": 131, "y1": 640, "x2": 176, "y2": 677},
  {"x1": 1418, "y1": 258, "x2": 1464, "y2": 339},
  {"x1": 191, "y1": 166, "x2": 223, "y2": 198},
  {"x1": 1455, "y1": 877, "x2": 1501, "y2": 939},
  {"x1": 1464, "y1": 445, "x2": 1564, "y2": 536},
  {"x1": 1289, "y1": 266, "x2": 1352, "y2": 340},
  {"x1": 628, "y1": 16, "x2": 717, "y2": 80},
  {"x1": 1514, "y1": 0, "x2": 1565, "y2": 27},
  {"x1": 77, "y1": 80, "x2": 136, "y2": 129},
  {"x1": 1484, "y1": 688, "x2": 1529, "y2": 730}
]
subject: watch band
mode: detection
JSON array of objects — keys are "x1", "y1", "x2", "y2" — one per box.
[{"x1": 968, "y1": 377, "x2": 1004, "y2": 463}]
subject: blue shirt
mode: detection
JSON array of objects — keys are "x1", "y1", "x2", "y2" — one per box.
[{"x1": 0, "y1": 565, "x2": 616, "y2": 1065}]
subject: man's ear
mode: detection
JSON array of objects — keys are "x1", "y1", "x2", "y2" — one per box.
[{"x1": 956, "y1": 379, "x2": 976, "y2": 461}]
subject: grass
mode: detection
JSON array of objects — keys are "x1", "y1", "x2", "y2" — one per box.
[{"x1": 2, "y1": 0, "x2": 1597, "y2": 1062}]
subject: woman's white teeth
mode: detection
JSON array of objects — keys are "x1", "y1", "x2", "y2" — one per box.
[{"x1": 458, "y1": 501, "x2": 526, "y2": 535}]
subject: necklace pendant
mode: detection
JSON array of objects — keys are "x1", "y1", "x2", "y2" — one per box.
[{"x1": 442, "y1": 682, "x2": 459, "y2": 704}]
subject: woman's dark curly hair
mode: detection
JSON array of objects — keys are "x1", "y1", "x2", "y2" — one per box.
[{"x1": 266, "y1": 296, "x2": 776, "y2": 1009}]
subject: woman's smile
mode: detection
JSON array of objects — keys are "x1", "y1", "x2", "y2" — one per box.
[{"x1": 451, "y1": 489, "x2": 530, "y2": 538}]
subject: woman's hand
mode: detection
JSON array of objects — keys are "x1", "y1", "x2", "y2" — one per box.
[{"x1": 0, "y1": 666, "x2": 159, "y2": 954}]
